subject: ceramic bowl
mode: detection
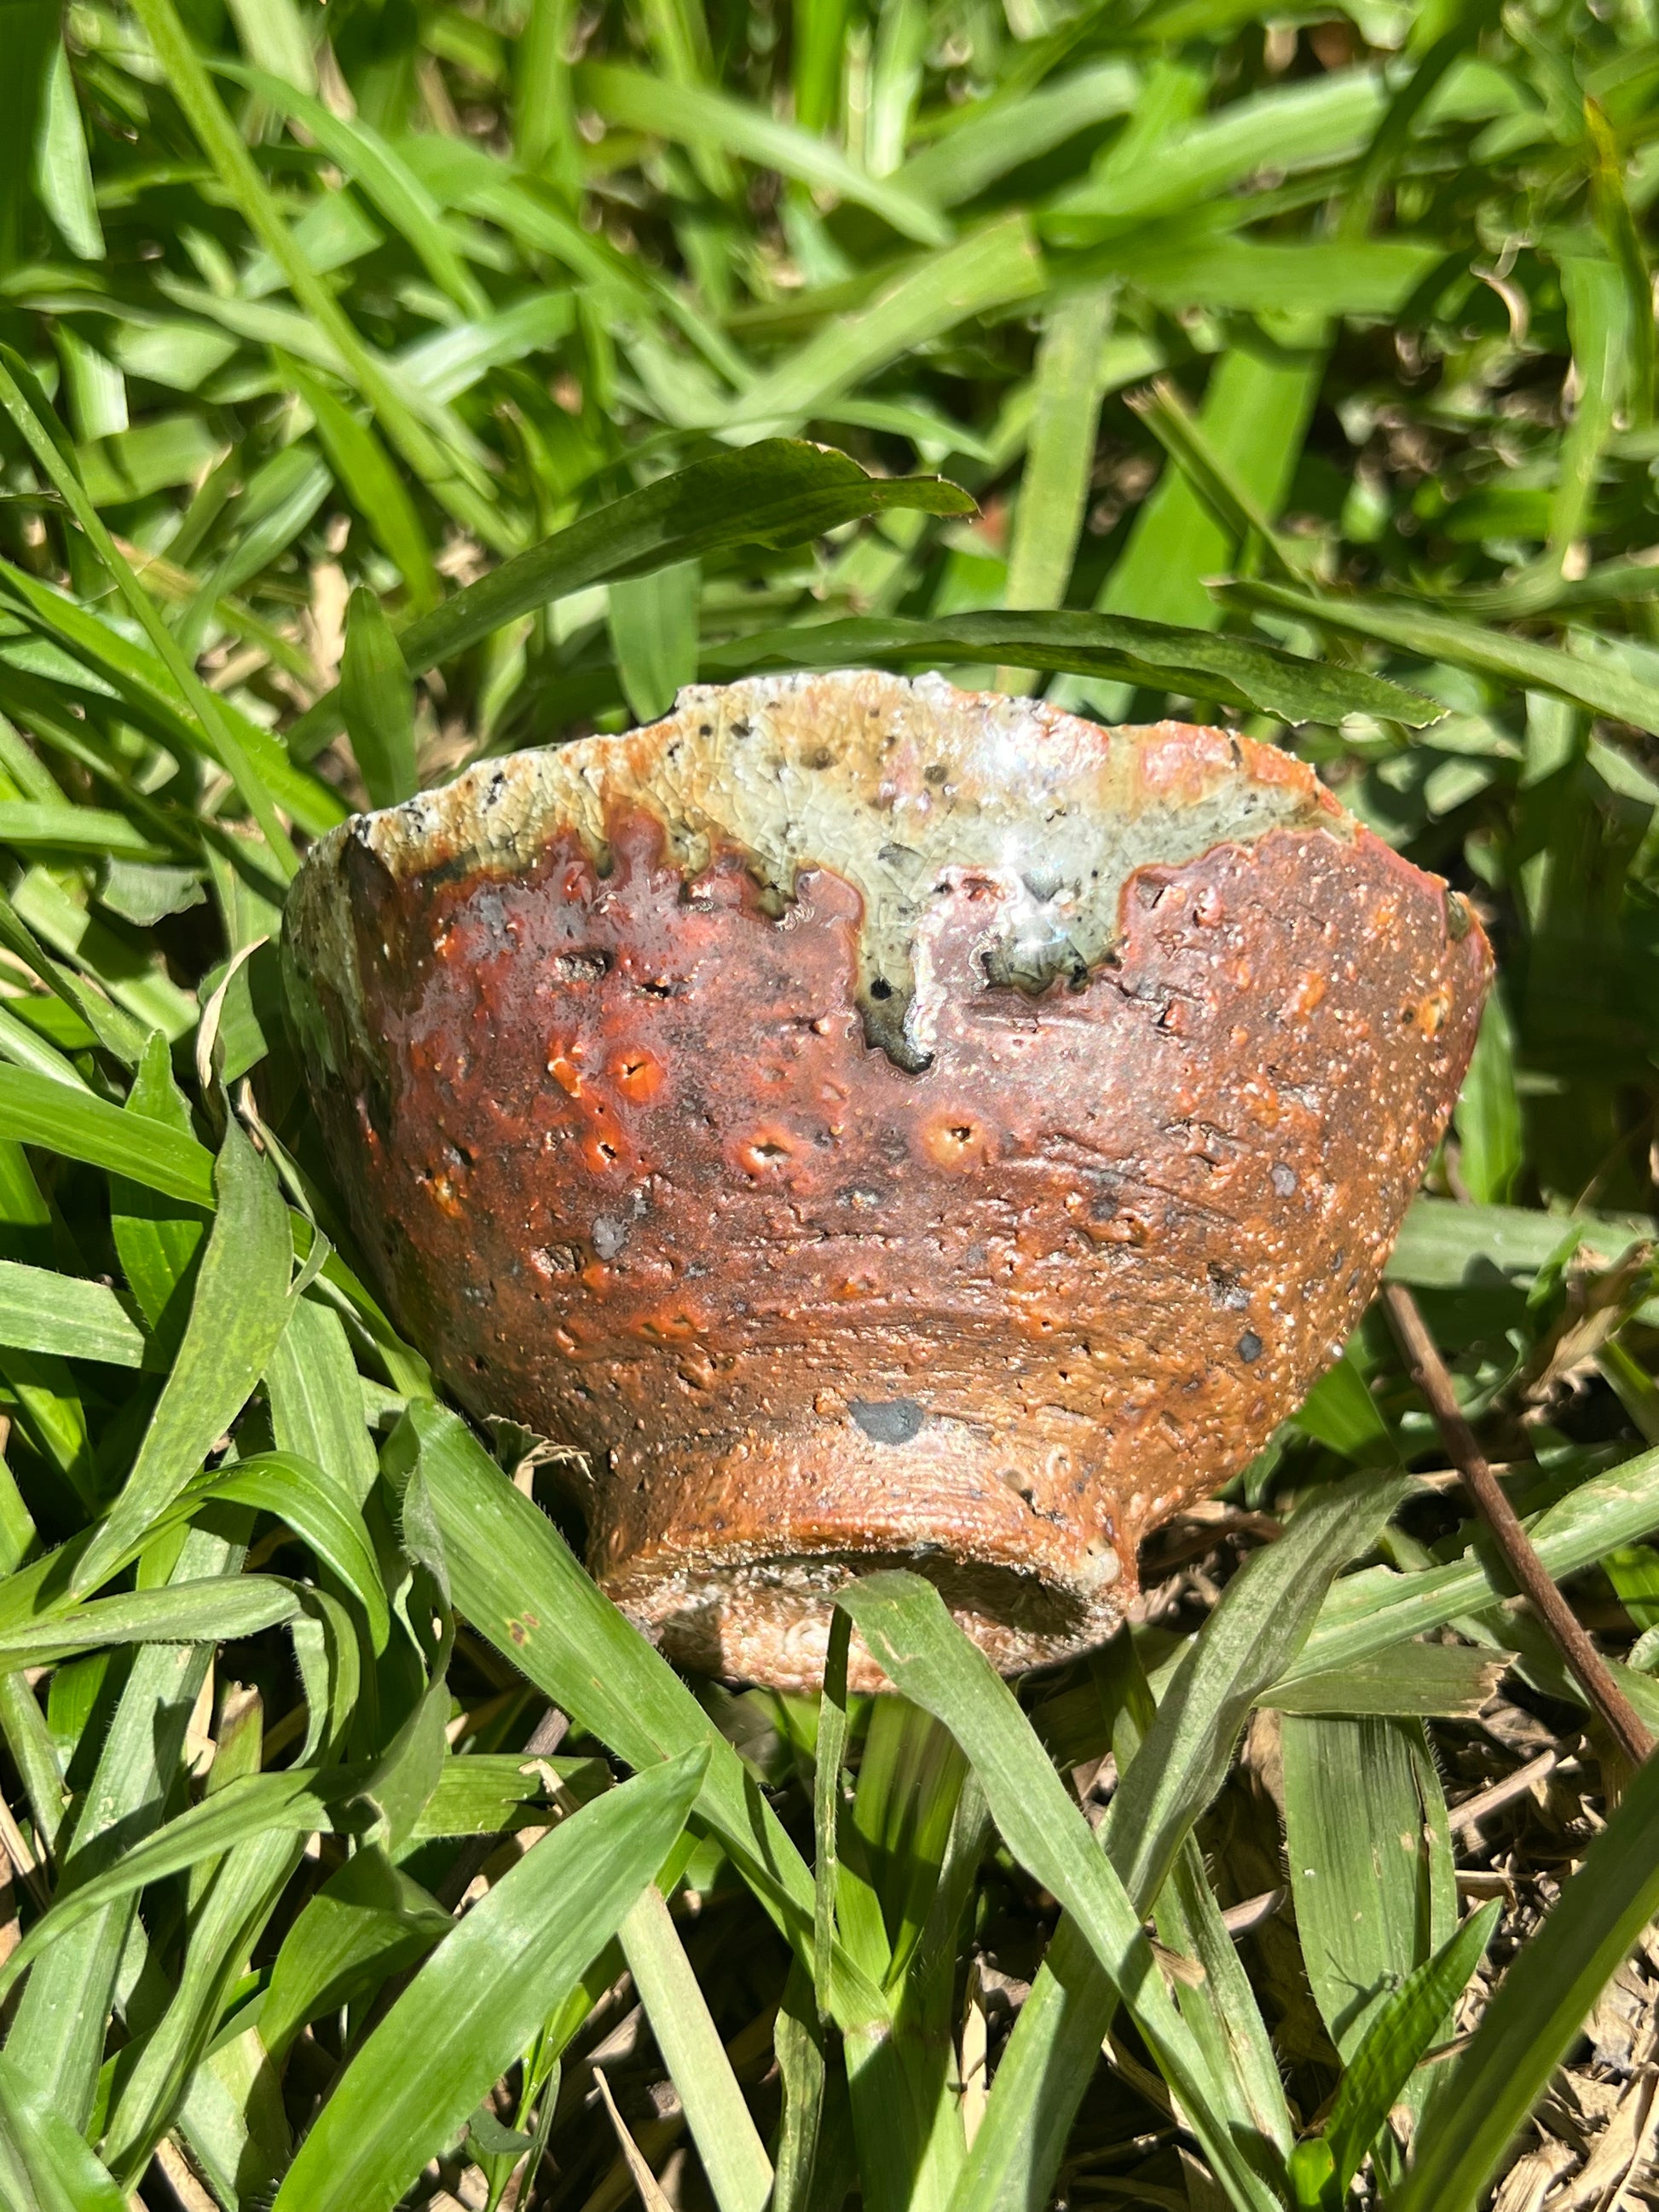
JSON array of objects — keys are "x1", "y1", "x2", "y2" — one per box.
[{"x1": 284, "y1": 670, "x2": 1490, "y2": 1691}]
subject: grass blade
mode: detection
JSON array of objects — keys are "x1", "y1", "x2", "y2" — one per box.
[
  {"x1": 621, "y1": 1881, "x2": 773, "y2": 2212},
  {"x1": 341, "y1": 585, "x2": 419, "y2": 810},
  {"x1": 955, "y1": 1471, "x2": 1410, "y2": 2212},
  {"x1": 2, "y1": 1525, "x2": 239, "y2": 2124},
  {"x1": 704, "y1": 608, "x2": 1442, "y2": 725},
  {"x1": 837, "y1": 1573, "x2": 1283, "y2": 2212},
  {"x1": 0, "y1": 1262, "x2": 147, "y2": 1368},
  {"x1": 1281, "y1": 1716, "x2": 1454, "y2": 2059},
  {"x1": 403, "y1": 1401, "x2": 887, "y2": 2031},
  {"x1": 72, "y1": 1112, "x2": 293, "y2": 1592},
  {"x1": 271, "y1": 1747, "x2": 708, "y2": 2212},
  {"x1": 1324, "y1": 1899, "x2": 1500, "y2": 2193},
  {"x1": 1392, "y1": 1737, "x2": 1659, "y2": 2212},
  {"x1": 580, "y1": 62, "x2": 950, "y2": 245},
  {"x1": 1219, "y1": 577, "x2": 1659, "y2": 736}
]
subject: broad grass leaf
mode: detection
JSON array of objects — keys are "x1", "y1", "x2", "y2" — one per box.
[
  {"x1": 954, "y1": 1470, "x2": 1411, "y2": 2212},
  {"x1": 0, "y1": 1576, "x2": 301, "y2": 1670},
  {"x1": 290, "y1": 1583, "x2": 364, "y2": 1764},
  {"x1": 102, "y1": 1823, "x2": 303, "y2": 2183},
  {"x1": 1266, "y1": 1643, "x2": 1510, "y2": 1718},
  {"x1": 1281, "y1": 1717, "x2": 1455, "y2": 2062},
  {"x1": 353, "y1": 1657, "x2": 451, "y2": 1846},
  {"x1": 35, "y1": 41, "x2": 103, "y2": 263},
  {"x1": 341, "y1": 586, "x2": 419, "y2": 811},
  {"x1": 271, "y1": 1747, "x2": 708, "y2": 2212},
  {"x1": 0, "y1": 557, "x2": 348, "y2": 838},
  {"x1": 0, "y1": 1347, "x2": 97, "y2": 1511},
  {"x1": 3, "y1": 1524, "x2": 238, "y2": 2125},
  {"x1": 1000, "y1": 286, "x2": 1116, "y2": 688},
  {"x1": 1126, "y1": 375, "x2": 1313, "y2": 589},
  {"x1": 283, "y1": 442, "x2": 974, "y2": 755},
  {"x1": 837, "y1": 1699, "x2": 974, "y2": 2212},
  {"x1": 772, "y1": 1961, "x2": 828, "y2": 2212},
  {"x1": 286, "y1": 363, "x2": 440, "y2": 610},
  {"x1": 124, "y1": 0, "x2": 503, "y2": 550},
  {"x1": 396, "y1": 442, "x2": 974, "y2": 676},
  {"x1": 194, "y1": 1451, "x2": 390, "y2": 1652},
  {"x1": 0, "y1": 346, "x2": 300, "y2": 874},
  {"x1": 72, "y1": 1112, "x2": 293, "y2": 1593},
  {"x1": 896, "y1": 61, "x2": 1139, "y2": 205},
  {"x1": 1453, "y1": 990, "x2": 1523, "y2": 1206},
  {"x1": 110, "y1": 1031, "x2": 211, "y2": 1356},
  {"x1": 0, "y1": 1064, "x2": 214, "y2": 1206},
  {"x1": 578, "y1": 62, "x2": 950, "y2": 243},
  {"x1": 266, "y1": 1296, "x2": 380, "y2": 1505},
  {"x1": 1391, "y1": 1740, "x2": 1659, "y2": 2212},
  {"x1": 211, "y1": 62, "x2": 489, "y2": 317},
  {"x1": 1220, "y1": 577, "x2": 1659, "y2": 736},
  {"x1": 1387, "y1": 1194, "x2": 1653, "y2": 1288},
  {"x1": 1106, "y1": 1472, "x2": 1415, "y2": 1909},
  {"x1": 0, "y1": 880, "x2": 149, "y2": 1066},
  {"x1": 621, "y1": 1882, "x2": 773, "y2": 2212},
  {"x1": 405, "y1": 1402, "x2": 887, "y2": 2028},
  {"x1": 0, "y1": 998, "x2": 90, "y2": 1090},
  {"x1": 0, "y1": 804, "x2": 173, "y2": 861},
  {"x1": 0, "y1": 2057, "x2": 127, "y2": 2212},
  {"x1": 724, "y1": 218, "x2": 1043, "y2": 430},
  {"x1": 609, "y1": 559, "x2": 700, "y2": 724},
  {"x1": 413, "y1": 1752, "x2": 604, "y2": 1836},
  {"x1": 1055, "y1": 342, "x2": 1325, "y2": 714},
  {"x1": 1162, "y1": 1844, "x2": 1297, "y2": 2163},
  {"x1": 1094, "y1": 234, "x2": 1444, "y2": 317},
  {"x1": 1099, "y1": 1631, "x2": 1294, "y2": 2168},
  {"x1": 704, "y1": 609, "x2": 1442, "y2": 726},
  {"x1": 262, "y1": 1845, "x2": 453, "y2": 2058},
  {"x1": 1323, "y1": 1899, "x2": 1500, "y2": 2193},
  {"x1": 0, "y1": 1262, "x2": 147, "y2": 1368},
  {"x1": 1284, "y1": 1442, "x2": 1659, "y2": 1684},
  {"x1": 1295, "y1": 1349, "x2": 1400, "y2": 1464},
  {"x1": 1049, "y1": 67, "x2": 1384, "y2": 228},
  {"x1": 835, "y1": 1573, "x2": 1283, "y2": 2212}
]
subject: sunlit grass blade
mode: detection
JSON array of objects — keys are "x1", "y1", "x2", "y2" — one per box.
[
  {"x1": 836, "y1": 1572, "x2": 1283, "y2": 2212},
  {"x1": 1281, "y1": 1717, "x2": 1454, "y2": 2065},
  {"x1": 403, "y1": 1401, "x2": 888, "y2": 2031},
  {"x1": 270, "y1": 1747, "x2": 708, "y2": 2212},
  {"x1": 579, "y1": 62, "x2": 951, "y2": 245},
  {"x1": 705, "y1": 609, "x2": 1441, "y2": 725},
  {"x1": 955, "y1": 1470, "x2": 1410, "y2": 2212},
  {"x1": 0, "y1": 349, "x2": 300, "y2": 875},
  {"x1": 1219, "y1": 577, "x2": 1659, "y2": 736},
  {"x1": 3, "y1": 1525, "x2": 240, "y2": 2124},
  {"x1": 0, "y1": 1262, "x2": 148, "y2": 1368},
  {"x1": 621, "y1": 1881, "x2": 773, "y2": 2212},
  {"x1": 72, "y1": 1112, "x2": 294, "y2": 1593}
]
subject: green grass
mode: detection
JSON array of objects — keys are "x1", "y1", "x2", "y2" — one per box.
[{"x1": 0, "y1": 0, "x2": 1656, "y2": 2203}]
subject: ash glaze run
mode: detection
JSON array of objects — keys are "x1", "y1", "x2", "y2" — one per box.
[{"x1": 285, "y1": 670, "x2": 1491, "y2": 1692}]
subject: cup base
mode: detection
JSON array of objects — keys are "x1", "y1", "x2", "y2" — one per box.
[{"x1": 592, "y1": 1408, "x2": 1128, "y2": 1691}]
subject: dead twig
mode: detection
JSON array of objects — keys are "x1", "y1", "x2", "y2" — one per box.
[
  {"x1": 1220, "y1": 1886, "x2": 1287, "y2": 1937},
  {"x1": 1384, "y1": 1283, "x2": 1654, "y2": 1769},
  {"x1": 1449, "y1": 1748, "x2": 1565, "y2": 1836}
]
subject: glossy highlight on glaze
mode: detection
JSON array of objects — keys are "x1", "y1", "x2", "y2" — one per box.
[{"x1": 285, "y1": 670, "x2": 1491, "y2": 1691}]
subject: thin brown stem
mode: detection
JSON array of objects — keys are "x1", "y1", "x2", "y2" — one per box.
[{"x1": 1383, "y1": 1280, "x2": 1654, "y2": 1769}]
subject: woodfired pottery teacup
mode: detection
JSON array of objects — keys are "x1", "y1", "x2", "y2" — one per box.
[{"x1": 284, "y1": 670, "x2": 1490, "y2": 1691}]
